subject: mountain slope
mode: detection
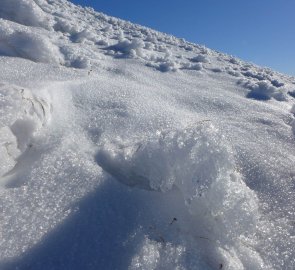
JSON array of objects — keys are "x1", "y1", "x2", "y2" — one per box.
[{"x1": 0, "y1": 1, "x2": 294, "y2": 269}]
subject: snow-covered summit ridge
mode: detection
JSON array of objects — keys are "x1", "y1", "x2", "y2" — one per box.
[{"x1": 0, "y1": 1, "x2": 295, "y2": 270}]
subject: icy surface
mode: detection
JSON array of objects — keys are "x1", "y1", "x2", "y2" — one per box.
[{"x1": 0, "y1": 1, "x2": 294, "y2": 269}]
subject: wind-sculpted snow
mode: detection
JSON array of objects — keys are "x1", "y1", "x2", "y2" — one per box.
[
  {"x1": 238, "y1": 79, "x2": 287, "y2": 101},
  {"x1": 96, "y1": 125, "x2": 264, "y2": 268},
  {"x1": 0, "y1": 0, "x2": 52, "y2": 29},
  {"x1": 0, "y1": 1, "x2": 295, "y2": 269},
  {"x1": 0, "y1": 84, "x2": 51, "y2": 186},
  {"x1": 97, "y1": 125, "x2": 239, "y2": 195},
  {"x1": 0, "y1": 20, "x2": 64, "y2": 64}
]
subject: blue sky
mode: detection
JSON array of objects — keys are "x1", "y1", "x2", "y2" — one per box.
[{"x1": 70, "y1": 0, "x2": 295, "y2": 76}]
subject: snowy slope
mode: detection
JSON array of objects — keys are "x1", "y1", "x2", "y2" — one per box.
[{"x1": 0, "y1": 0, "x2": 294, "y2": 269}]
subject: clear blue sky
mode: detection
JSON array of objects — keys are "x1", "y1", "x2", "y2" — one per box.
[{"x1": 70, "y1": 0, "x2": 295, "y2": 76}]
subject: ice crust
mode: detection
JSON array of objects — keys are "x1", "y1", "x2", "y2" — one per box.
[{"x1": 0, "y1": 1, "x2": 294, "y2": 270}]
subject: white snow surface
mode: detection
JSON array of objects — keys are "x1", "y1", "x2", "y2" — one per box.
[{"x1": 0, "y1": 1, "x2": 294, "y2": 269}]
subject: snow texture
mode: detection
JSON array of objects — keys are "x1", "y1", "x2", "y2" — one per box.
[
  {"x1": 0, "y1": 1, "x2": 294, "y2": 270},
  {"x1": 0, "y1": 0, "x2": 51, "y2": 29}
]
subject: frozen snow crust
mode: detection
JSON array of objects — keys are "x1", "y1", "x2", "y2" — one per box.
[{"x1": 0, "y1": 1, "x2": 295, "y2": 269}]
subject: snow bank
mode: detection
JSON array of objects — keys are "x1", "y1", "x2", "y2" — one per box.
[
  {"x1": 0, "y1": 0, "x2": 51, "y2": 29},
  {"x1": 9, "y1": 31, "x2": 63, "y2": 64},
  {"x1": 0, "y1": 21, "x2": 64, "y2": 64}
]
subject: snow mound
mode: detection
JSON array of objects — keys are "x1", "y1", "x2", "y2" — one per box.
[
  {"x1": 53, "y1": 17, "x2": 78, "y2": 34},
  {"x1": 154, "y1": 60, "x2": 180, "y2": 72},
  {"x1": 190, "y1": 54, "x2": 209, "y2": 63},
  {"x1": 106, "y1": 38, "x2": 145, "y2": 58},
  {"x1": 96, "y1": 124, "x2": 260, "y2": 252},
  {"x1": 0, "y1": 21, "x2": 64, "y2": 64},
  {"x1": 0, "y1": 84, "x2": 51, "y2": 184},
  {"x1": 71, "y1": 29, "x2": 97, "y2": 43},
  {"x1": 0, "y1": 0, "x2": 51, "y2": 29},
  {"x1": 97, "y1": 125, "x2": 230, "y2": 193},
  {"x1": 239, "y1": 79, "x2": 287, "y2": 101},
  {"x1": 181, "y1": 62, "x2": 203, "y2": 71}
]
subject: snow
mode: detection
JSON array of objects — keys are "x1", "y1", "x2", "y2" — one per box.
[
  {"x1": 0, "y1": 0, "x2": 51, "y2": 29},
  {"x1": 0, "y1": 19, "x2": 63, "y2": 64},
  {"x1": 190, "y1": 54, "x2": 209, "y2": 63},
  {"x1": 239, "y1": 79, "x2": 287, "y2": 101},
  {"x1": 107, "y1": 38, "x2": 145, "y2": 58},
  {"x1": 0, "y1": 1, "x2": 295, "y2": 269}
]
